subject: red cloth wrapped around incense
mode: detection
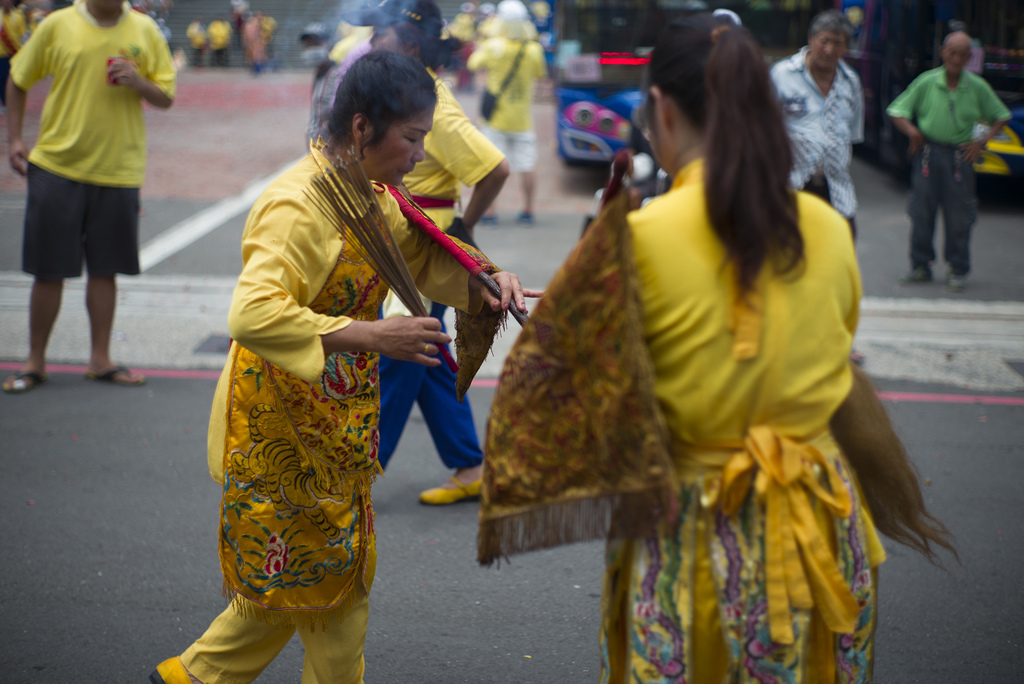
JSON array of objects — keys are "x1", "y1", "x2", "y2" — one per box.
[
  {"x1": 387, "y1": 187, "x2": 488, "y2": 277},
  {"x1": 386, "y1": 185, "x2": 509, "y2": 400}
]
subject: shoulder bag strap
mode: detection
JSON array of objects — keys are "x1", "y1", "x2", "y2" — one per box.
[{"x1": 494, "y1": 41, "x2": 529, "y2": 101}]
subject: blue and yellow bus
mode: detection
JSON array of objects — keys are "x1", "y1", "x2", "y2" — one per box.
[
  {"x1": 552, "y1": 0, "x2": 829, "y2": 164},
  {"x1": 553, "y1": 0, "x2": 1024, "y2": 178}
]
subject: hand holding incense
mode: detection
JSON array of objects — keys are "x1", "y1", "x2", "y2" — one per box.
[{"x1": 305, "y1": 150, "x2": 460, "y2": 373}]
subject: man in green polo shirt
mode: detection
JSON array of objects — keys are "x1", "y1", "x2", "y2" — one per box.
[{"x1": 887, "y1": 31, "x2": 1009, "y2": 292}]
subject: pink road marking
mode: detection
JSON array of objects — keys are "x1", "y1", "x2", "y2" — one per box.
[
  {"x1": 0, "y1": 361, "x2": 221, "y2": 380},
  {"x1": 2, "y1": 361, "x2": 1022, "y2": 403}
]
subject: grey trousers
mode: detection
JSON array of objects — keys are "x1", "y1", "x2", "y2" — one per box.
[{"x1": 908, "y1": 143, "x2": 977, "y2": 276}]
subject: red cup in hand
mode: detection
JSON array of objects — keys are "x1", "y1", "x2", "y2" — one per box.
[{"x1": 107, "y1": 56, "x2": 124, "y2": 85}]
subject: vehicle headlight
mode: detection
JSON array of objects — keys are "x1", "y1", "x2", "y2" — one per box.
[
  {"x1": 570, "y1": 103, "x2": 596, "y2": 128},
  {"x1": 564, "y1": 102, "x2": 632, "y2": 141}
]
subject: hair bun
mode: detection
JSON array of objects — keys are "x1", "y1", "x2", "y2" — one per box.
[{"x1": 710, "y1": 25, "x2": 730, "y2": 44}]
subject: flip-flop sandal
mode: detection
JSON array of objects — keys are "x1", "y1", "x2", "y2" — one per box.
[
  {"x1": 2, "y1": 371, "x2": 47, "y2": 393},
  {"x1": 85, "y1": 365, "x2": 146, "y2": 386}
]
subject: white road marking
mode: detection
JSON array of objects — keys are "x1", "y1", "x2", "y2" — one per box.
[
  {"x1": 1, "y1": 280, "x2": 1022, "y2": 387},
  {"x1": 856, "y1": 297, "x2": 1024, "y2": 355},
  {"x1": 138, "y1": 159, "x2": 302, "y2": 272}
]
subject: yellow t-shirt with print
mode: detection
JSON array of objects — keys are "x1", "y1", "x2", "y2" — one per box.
[
  {"x1": 403, "y1": 69, "x2": 504, "y2": 229},
  {"x1": 0, "y1": 6, "x2": 26, "y2": 57},
  {"x1": 10, "y1": 0, "x2": 176, "y2": 187},
  {"x1": 207, "y1": 20, "x2": 231, "y2": 50},
  {"x1": 468, "y1": 37, "x2": 546, "y2": 132}
]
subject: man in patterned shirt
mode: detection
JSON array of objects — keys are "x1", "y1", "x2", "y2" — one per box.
[{"x1": 771, "y1": 10, "x2": 863, "y2": 236}]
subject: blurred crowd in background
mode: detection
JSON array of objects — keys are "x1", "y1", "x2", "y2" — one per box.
[
  {"x1": 0, "y1": 0, "x2": 556, "y2": 84},
  {"x1": 184, "y1": 1, "x2": 280, "y2": 72}
]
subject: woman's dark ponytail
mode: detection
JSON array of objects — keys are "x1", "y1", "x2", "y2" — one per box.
[
  {"x1": 647, "y1": 15, "x2": 802, "y2": 294},
  {"x1": 704, "y1": 26, "x2": 801, "y2": 293}
]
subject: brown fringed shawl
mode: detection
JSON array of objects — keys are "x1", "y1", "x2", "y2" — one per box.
[{"x1": 477, "y1": 178, "x2": 677, "y2": 565}]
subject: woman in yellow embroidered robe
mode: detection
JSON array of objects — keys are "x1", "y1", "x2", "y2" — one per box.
[
  {"x1": 600, "y1": 18, "x2": 885, "y2": 683},
  {"x1": 152, "y1": 52, "x2": 530, "y2": 684}
]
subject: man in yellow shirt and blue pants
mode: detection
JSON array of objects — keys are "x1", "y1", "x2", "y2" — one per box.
[
  {"x1": 3, "y1": 0, "x2": 176, "y2": 393},
  {"x1": 344, "y1": 0, "x2": 510, "y2": 503}
]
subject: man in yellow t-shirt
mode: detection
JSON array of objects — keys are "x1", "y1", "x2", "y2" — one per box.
[
  {"x1": 2, "y1": 0, "x2": 176, "y2": 394},
  {"x1": 468, "y1": 0, "x2": 546, "y2": 223},
  {"x1": 186, "y1": 15, "x2": 206, "y2": 67},
  {"x1": 206, "y1": 15, "x2": 231, "y2": 67},
  {"x1": 450, "y1": 4, "x2": 477, "y2": 43},
  {"x1": 0, "y1": 0, "x2": 27, "y2": 108},
  {"x1": 401, "y1": 69, "x2": 507, "y2": 236}
]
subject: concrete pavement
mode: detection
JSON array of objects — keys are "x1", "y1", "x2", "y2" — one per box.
[{"x1": 3, "y1": 233, "x2": 1024, "y2": 390}]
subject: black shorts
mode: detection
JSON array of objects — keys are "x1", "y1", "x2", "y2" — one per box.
[{"x1": 22, "y1": 163, "x2": 141, "y2": 279}]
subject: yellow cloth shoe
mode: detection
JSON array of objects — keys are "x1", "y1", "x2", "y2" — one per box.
[
  {"x1": 150, "y1": 657, "x2": 197, "y2": 684},
  {"x1": 419, "y1": 476, "x2": 482, "y2": 505}
]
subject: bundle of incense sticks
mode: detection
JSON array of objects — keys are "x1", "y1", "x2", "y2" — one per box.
[{"x1": 304, "y1": 151, "x2": 459, "y2": 373}]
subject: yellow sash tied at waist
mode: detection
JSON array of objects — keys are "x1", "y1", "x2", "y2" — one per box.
[{"x1": 714, "y1": 426, "x2": 860, "y2": 645}]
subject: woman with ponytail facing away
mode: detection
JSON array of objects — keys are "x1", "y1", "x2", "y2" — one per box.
[
  {"x1": 480, "y1": 13, "x2": 955, "y2": 683},
  {"x1": 599, "y1": 15, "x2": 957, "y2": 681}
]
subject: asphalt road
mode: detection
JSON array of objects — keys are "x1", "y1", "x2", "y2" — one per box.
[{"x1": 0, "y1": 376, "x2": 1022, "y2": 683}]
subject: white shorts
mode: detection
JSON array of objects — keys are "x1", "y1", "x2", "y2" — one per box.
[{"x1": 481, "y1": 125, "x2": 538, "y2": 173}]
